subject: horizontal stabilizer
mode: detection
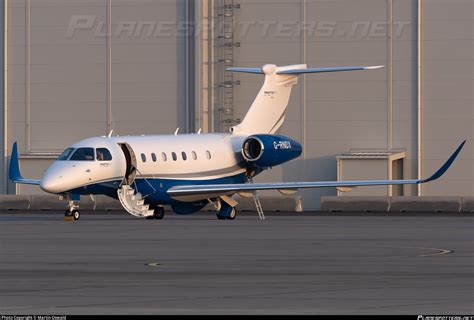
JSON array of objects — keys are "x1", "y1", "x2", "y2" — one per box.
[
  {"x1": 226, "y1": 67, "x2": 264, "y2": 74},
  {"x1": 227, "y1": 63, "x2": 383, "y2": 135},
  {"x1": 168, "y1": 140, "x2": 465, "y2": 201},
  {"x1": 9, "y1": 142, "x2": 41, "y2": 185},
  {"x1": 277, "y1": 65, "x2": 384, "y2": 75},
  {"x1": 226, "y1": 65, "x2": 384, "y2": 75}
]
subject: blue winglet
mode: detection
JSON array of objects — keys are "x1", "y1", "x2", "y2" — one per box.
[
  {"x1": 9, "y1": 141, "x2": 22, "y2": 181},
  {"x1": 421, "y1": 140, "x2": 466, "y2": 183},
  {"x1": 8, "y1": 142, "x2": 41, "y2": 185}
]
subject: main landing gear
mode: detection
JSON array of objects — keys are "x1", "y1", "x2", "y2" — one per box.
[
  {"x1": 216, "y1": 201, "x2": 237, "y2": 220},
  {"x1": 64, "y1": 198, "x2": 80, "y2": 221},
  {"x1": 146, "y1": 206, "x2": 165, "y2": 220}
]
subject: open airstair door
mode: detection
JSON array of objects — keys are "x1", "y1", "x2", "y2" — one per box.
[
  {"x1": 117, "y1": 142, "x2": 154, "y2": 218},
  {"x1": 118, "y1": 142, "x2": 137, "y2": 186}
]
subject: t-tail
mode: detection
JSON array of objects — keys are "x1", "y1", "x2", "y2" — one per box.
[{"x1": 228, "y1": 64, "x2": 383, "y2": 135}]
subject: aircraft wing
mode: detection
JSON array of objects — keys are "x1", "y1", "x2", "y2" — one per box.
[
  {"x1": 168, "y1": 140, "x2": 466, "y2": 202},
  {"x1": 9, "y1": 142, "x2": 41, "y2": 185}
]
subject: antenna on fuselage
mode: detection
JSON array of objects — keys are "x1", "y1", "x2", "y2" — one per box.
[
  {"x1": 197, "y1": 128, "x2": 202, "y2": 134},
  {"x1": 174, "y1": 128, "x2": 180, "y2": 135},
  {"x1": 107, "y1": 130, "x2": 114, "y2": 138}
]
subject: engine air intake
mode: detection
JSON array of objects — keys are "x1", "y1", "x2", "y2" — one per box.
[{"x1": 241, "y1": 134, "x2": 302, "y2": 168}]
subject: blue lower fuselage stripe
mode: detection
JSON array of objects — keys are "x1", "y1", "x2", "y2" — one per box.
[{"x1": 67, "y1": 173, "x2": 247, "y2": 206}]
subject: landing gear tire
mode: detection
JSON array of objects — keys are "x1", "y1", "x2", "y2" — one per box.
[
  {"x1": 153, "y1": 207, "x2": 165, "y2": 220},
  {"x1": 72, "y1": 210, "x2": 80, "y2": 221},
  {"x1": 147, "y1": 207, "x2": 165, "y2": 220},
  {"x1": 227, "y1": 207, "x2": 237, "y2": 220},
  {"x1": 216, "y1": 206, "x2": 237, "y2": 220},
  {"x1": 65, "y1": 197, "x2": 80, "y2": 221},
  {"x1": 65, "y1": 209, "x2": 80, "y2": 221}
]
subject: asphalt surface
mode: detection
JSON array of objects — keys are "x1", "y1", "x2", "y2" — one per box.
[{"x1": 0, "y1": 211, "x2": 473, "y2": 315}]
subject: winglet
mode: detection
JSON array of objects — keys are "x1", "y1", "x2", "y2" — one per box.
[
  {"x1": 9, "y1": 141, "x2": 22, "y2": 182},
  {"x1": 421, "y1": 140, "x2": 466, "y2": 183},
  {"x1": 9, "y1": 142, "x2": 41, "y2": 185}
]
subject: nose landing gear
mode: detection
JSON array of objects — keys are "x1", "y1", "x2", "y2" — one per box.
[{"x1": 64, "y1": 198, "x2": 80, "y2": 221}]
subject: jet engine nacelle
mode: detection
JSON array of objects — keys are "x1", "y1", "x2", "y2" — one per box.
[{"x1": 241, "y1": 134, "x2": 302, "y2": 168}]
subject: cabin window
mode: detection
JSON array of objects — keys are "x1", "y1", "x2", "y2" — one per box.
[
  {"x1": 172, "y1": 152, "x2": 177, "y2": 161},
  {"x1": 57, "y1": 148, "x2": 75, "y2": 161},
  {"x1": 70, "y1": 148, "x2": 95, "y2": 161},
  {"x1": 162, "y1": 152, "x2": 167, "y2": 161},
  {"x1": 206, "y1": 150, "x2": 211, "y2": 160},
  {"x1": 141, "y1": 153, "x2": 147, "y2": 162},
  {"x1": 182, "y1": 152, "x2": 187, "y2": 161},
  {"x1": 96, "y1": 148, "x2": 112, "y2": 161},
  {"x1": 192, "y1": 151, "x2": 197, "y2": 160},
  {"x1": 151, "y1": 153, "x2": 157, "y2": 162}
]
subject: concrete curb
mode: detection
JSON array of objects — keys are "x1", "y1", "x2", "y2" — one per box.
[
  {"x1": 320, "y1": 196, "x2": 390, "y2": 212},
  {"x1": 94, "y1": 195, "x2": 126, "y2": 211},
  {"x1": 1, "y1": 195, "x2": 473, "y2": 213},
  {"x1": 389, "y1": 197, "x2": 461, "y2": 213},
  {"x1": 460, "y1": 197, "x2": 474, "y2": 213},
  {"x1": 320, "y1": 196, "x2": 467, "y2": 213},
  {"x1": 30, "y1": 195, "x2": 68, "y2": 211},
  {"x1": 0, "y1": 194, "x2": 302, "y2": 212},
  {"x1": 234, "y1": 195, "x2": 302, "y2": 212},
  {"x1": 0, "y1": 195, "x2": 31, "y2": 210}
]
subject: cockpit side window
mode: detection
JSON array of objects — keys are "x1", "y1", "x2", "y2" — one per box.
[
  {"x1": 96, "y1": 148, "x2": 112, "y2": 161},
  {"x1": 57, "y1": 148, "x2": 75, "y2": 160},
  {"x1": 70, "y1": 148, "x2": 95, "y2": 161}
]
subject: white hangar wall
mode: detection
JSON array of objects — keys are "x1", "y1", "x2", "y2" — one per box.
[
  {"x1": 0, "y1": 0, "x2": 473, "y2": 210},
  {"x1": 2, "y1": 0, "x2": 191, "y2": 194}
]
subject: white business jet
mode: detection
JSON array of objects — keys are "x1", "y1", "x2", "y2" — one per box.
[{"x1": 9, "y1": 63, "x2": 465, "y2": 221}]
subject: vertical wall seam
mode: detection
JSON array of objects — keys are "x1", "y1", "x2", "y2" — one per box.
[
  {"x1": 3, "y1": 0, "x2": 8, "y2": 193},
  {"x1": 184, "y1": 1, "x2": 189, "y2": 133},
  {"x1": 107, "y1": 0, "x2": 112, "y2": 134},
  {"x1": 188, "y1": 0, "x2": 195, "y2": 134},
  {"x1": 195, "y1": 0, "x2": 204, "y2": 133},
  {"x1": 388, "y1": 0, "x2": 393, "y2": 151},
  {"x1": 208, "y1": 0, "x2": 214, "y2": 133},
  {"x1": 300, "y1": 0, "x2": 306, "y2": 179},
  {"x1": 387, "y1": 0, "x2": 393, "y2": 196},
  {"x1": 417, "y1": 0, "x2": 423, "y2": 196},
  {"x1": 25, "y1": 0, "x2": 30, "y2": 153}
]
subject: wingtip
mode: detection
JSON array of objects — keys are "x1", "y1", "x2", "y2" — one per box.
[
  {"x1": 365, "y1": 65, "x2": 384, "y2": 70},
  {"x1": 9, "y1": 141, "x2": 21, "y2": 181},
  {"x1": 422, "y1": 139, "x2": 466, "y2": 183}
]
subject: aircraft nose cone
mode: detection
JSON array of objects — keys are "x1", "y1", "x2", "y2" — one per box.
[{"x1": 40, "y1": 177, "x2": 63, "y2": 194}]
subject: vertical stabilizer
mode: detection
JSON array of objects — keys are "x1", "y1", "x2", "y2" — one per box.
[{"x1": 230, "y1": 64, "x2": 306, "y2": 135}]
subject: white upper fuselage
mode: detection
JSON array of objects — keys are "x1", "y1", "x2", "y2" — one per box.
[{"x1": 40, "y1": 133, "x2": 248, "y2": 194}]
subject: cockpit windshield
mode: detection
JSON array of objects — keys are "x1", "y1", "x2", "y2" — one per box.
[
  {"x1": 57, "y1": 148, "x2": 75, "y2": 160},
  {"x1": 70, "y1": 148, "x2": 95, "y2": 161}
]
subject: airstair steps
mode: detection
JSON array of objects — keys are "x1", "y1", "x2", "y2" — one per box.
[{"x1": 117, "y1": 184, "x2": 154, "y2": 218}]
